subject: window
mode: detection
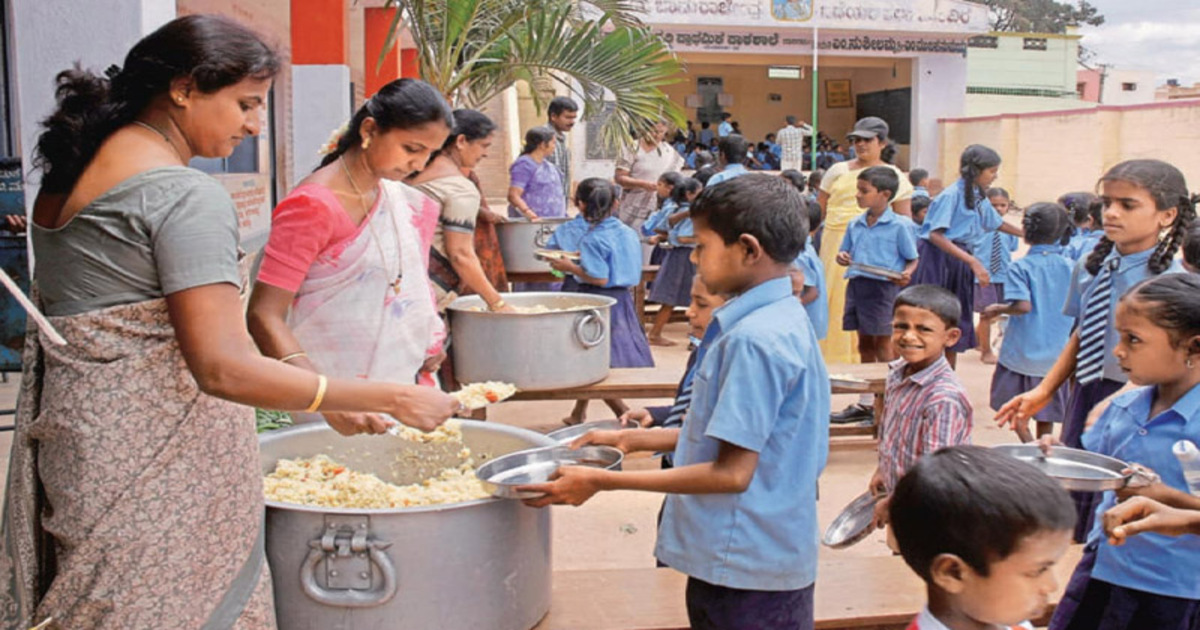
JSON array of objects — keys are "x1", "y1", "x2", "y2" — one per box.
[
  {"x1": 968, "y1": 35, "x2": 998, "y2": 49},
  {"x1": 1122, "y1": 82, "x2": 1138, "y2": 92},
  {"x1": 1023, "y1": 38, "x2": 1047, "y2": 51},
  {"x1": 1077, "y1": 82, "x2": 1087, "y2": 96}
]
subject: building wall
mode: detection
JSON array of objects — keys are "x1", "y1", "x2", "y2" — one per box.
[
  {"x1": 939, "y1": 101, "x2": 1200, "y2": 206},
  {"x1": 1100, "y1": 69, "x2": 1157, "y2": 106},
  {"x1": 967, "y1": 32, "x2": 1079, "y2": 93},
  {"x1": 965, "y1": 93, "x2": 1095, "y2": 117}
]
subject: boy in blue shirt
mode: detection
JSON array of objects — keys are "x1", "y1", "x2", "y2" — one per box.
[
  {"x1": 890, "y1": 445, "x2": 1076, "y2": 630},
  {"x1": 524, "y1": 174, "x2": 830, "y2": 630},
  {"x1": 792, "y1": 196, "x2": 828, "y2": 340},
  {"x1": 837, "y1": 166, "x2": 919, "y2": 365}
]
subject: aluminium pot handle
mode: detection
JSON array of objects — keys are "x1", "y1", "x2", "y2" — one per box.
[
  {"x1": 300, "y1": 541, "x2": 397, "y2": 608},
  {"x1": 574, "y1": 309, "x2": 607, "y2": 349},
  {"x1": 534, "y1": 224, "x2": 555, "y2": 248}
]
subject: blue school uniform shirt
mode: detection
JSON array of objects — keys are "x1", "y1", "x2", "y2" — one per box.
[
  {"x1": 667, "y1": 202, "x2": 695, "y2": 248},
  {"x1": 546, "y1": 215, "x2": 588, "y2": 252},
  {"x1": 718, "y1": 121, "x2": 734, "y2": 137},
  {"x1": 641, "y1": 199, "x2": 675, "y2": 238},
  {"x1": 1065, "y1": 229, "x2": 1103, "y2": 261},
  {"x1": 655, "y1": 276, "x2": 830, "y2": 591},
  {"x1": 1083, "y1": 384, "x2": 1200, "y2": 600},
  {"x1": 912, "y1": 185, "x2": 930, "y2": 199},
  {"x1": 971, "y1": 228, "x2": 1020, "y2": 285},
  {"x1": 920, "y1": 179, "x2": 1003, "y2": 245},
  {"x1": 795, "y1": 242, "x2": 828, "y2": 340},
  {"x1": 998, "y1": 245, "x2": 1074, "y2": 377},
  {"x1": 579, "y1": 217, "x2": 643, "y2": 288},
  {"x1": 706, "y1": 163, "x2": 748, "y2": 187},
  {"x1": 839, "y1": 208, "x2": 919, "y2": 281},
  {"x1": 1063, "y1": 247, "x2": 1184, "y2": 383}
]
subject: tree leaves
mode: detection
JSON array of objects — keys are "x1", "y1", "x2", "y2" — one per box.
[{"x1": 983, "y1": 0, "x2": 1105, "y2": 34}]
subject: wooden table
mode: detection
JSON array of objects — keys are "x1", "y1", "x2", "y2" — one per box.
[
  {"x1": 506, "y1": 266, "x2": 659, "y2": 317},
  {"x1": 534, "y1": 545, "x2": 1083, "y2": 630},
  {"x1": 493, "y1": 362, "x2": 888, "y2": 440}
]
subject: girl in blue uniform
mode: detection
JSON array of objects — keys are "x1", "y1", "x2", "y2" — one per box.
[
  {"x1": 551, "y1": 177, "x2": 655, "y2": 424},
  {"x1": 981, "y1": 202, "x2": 1076, "y2": 439},
  {"x1": 911, "y1": 145, "x2": 1024, "y2": 367},
  {"x1": 1048, "y1": 273, "x2": 1200, "y2": 630},
  {"x1": 644, "y1": 171, "x2": 685, "y2": 267},
  {"x1": 1060, "y1": 191, "x2": 1104, "y2": 262},
  {"x1": 646, "y1": 177, "x2": 703, "y2": 346},
  {"x1": 973, "y1": 187, "x2": 1021, "y2": 365},
  {"x1": 998, "y1": 159, "x2": 1195, "y2": 541}
]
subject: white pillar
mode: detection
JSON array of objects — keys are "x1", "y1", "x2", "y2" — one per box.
[
  {"x1": 910, "y1": 54, "x2": 967, "y2": 175},
  {"x1": 9, "y1": 0, "x2": 174, "y2": 214},
  {"x1": 290, "y1": 65, "x2": 352, "y2": 185}
]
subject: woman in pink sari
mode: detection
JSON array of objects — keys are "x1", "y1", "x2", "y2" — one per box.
[{"x1": 247, "y1": 79, "x2": 456, "y2": 432}]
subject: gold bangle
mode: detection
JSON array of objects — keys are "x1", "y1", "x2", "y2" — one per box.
[
  {"x1": 488, "y1": 299, "x2": 507, "y2": 312},
  {"x1": 305, "y1": 374, "x2": 328, "y2": 413},
  {"x1": 279, "y1": 351, "x2": 307, "y2": 363}
]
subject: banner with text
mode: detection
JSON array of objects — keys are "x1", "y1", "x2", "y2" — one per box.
[{"x1": 640, "y1": 0, "x2": 988, "y2": 33}]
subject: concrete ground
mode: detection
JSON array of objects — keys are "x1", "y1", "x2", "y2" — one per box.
[{"x1": 0, "y1": 319, "x2": 1018, "y2": 571}]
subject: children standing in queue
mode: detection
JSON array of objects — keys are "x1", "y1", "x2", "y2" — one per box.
[
  {"x1": 549, "y1": 177, "x2": 654, "y2": 425},
  {"x1": 981, "y1": 203, "x2": 1076, "y2": 439},
  {"x1": 646, "y1": 177, "x2": 703, "y2": 346},
  {"x1": 912, "y1": 145, "x2": 1024, "y2": 368},
  {"x1": 997, "y1": 159, "x2": 1195, "y2": 541},
  {"x1": 836, "y1": 166, "x2": 919, "y2": 370},
  {"x1": 526, "y1": 174, "x2": 829, "y2": 630},
  {"x1": 1046, "y1": 274, "x2": 1200, "y2": 630},
  {"x1": 890, "y1": 445, "x2": 1076, "y2": 630},
  {"x1": 869, "y1": 285, "x2": 973, "y2": 531},
  {"x1": 972, "y1": 187, "x2": 1020, "y2": 365},
  {"x1": 1060, "y1": 192, "x2": 1104, "y2": 262},
  {"x1": 794, "y1": 197, "x2": 828, "y2": 341}
]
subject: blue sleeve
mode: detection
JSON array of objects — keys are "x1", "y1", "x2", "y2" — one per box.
[
  {"x1": 839, "y1": 226, "x2": 854, "y2": 253},
  {"x1": 580, "y1": 233, "x2": 612, "y2": 282},
  {"x1": 675, "y1": 217, "x2": 694, "y2": 239},
  {"x1": 1005, "y1": 233, "x2": 1020, "y2": 251},
  {"x1": 1005, "y1": 261, "x2": 1032, "y2": 302},
  {"x1": 1063, "y1": 257, "x2": 1089, "y2": 318},
  {"x1": 704, "y1": 334, "x2": 802, "y2": 453},
  {"x1": 1080, "y1": 401, "x2": 1119, "y2": 455},
  {"x1": 924, "y1": 190, "x2": 956, "y2": 234},
  {"x1": 897, "y1": 223, "x2": 919, "y2": 261},
  {"x1": 801, "y1": 254, "x2": 818, "y2": 288},
  {"x1": 979, "y1": 199, "x2": 1003, "y2": 232}
]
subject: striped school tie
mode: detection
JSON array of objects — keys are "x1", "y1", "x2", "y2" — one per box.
[
  {"x1": 1076, "y1": 258, "x2": 1119, "y2": 386},
  {"x1": 663, "y1": 351, "x2": 700, "y2": 429},
  {"x1": 989, "y1": 232, "x2": 1003, "y2": 275}
]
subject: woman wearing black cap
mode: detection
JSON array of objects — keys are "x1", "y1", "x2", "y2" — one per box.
[{"x1": 817, "y1": 117, "x2": 913, "y2": 423}]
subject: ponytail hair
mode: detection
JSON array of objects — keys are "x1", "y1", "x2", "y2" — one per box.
[
  {"x1": 1021, "y1": 202, "x2": 1072, "y2": 247},
  {"x1": 958, "y1": 145, "x2": 1001, "y2": 211},
  {"x1": 35, "y1": 14, "x2": 279, "y2": 193},
  {"x1": 671, "y1": 177, "x2": 703, "y2": 206},
  {"x1": 520, "y1": 125, "x2": 556, "y2": 157},
  {"x1": 574, "y1": 177, "x2": 614, "y2": 224},
  {"x1": 1086, "y1": 159, "x2": 1197, "y2": 275},
  {"x1": 320, "y1": 78, "x2": 453, "y2": 168}
]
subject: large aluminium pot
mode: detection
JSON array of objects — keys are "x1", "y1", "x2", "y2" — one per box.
[
  {"x1": 447, "y1": 292, "x2": 614, "y2": 391},
  {"x1": 260, "y1": 421, "x2": 556, "y2": 630},
  {"x1": 495, "y1": 218, "x2": 569, "y2": 273}
]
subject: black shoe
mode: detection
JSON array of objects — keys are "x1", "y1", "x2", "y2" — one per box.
[{"x1": 830, "y1": 403, "x2": 873, "y2": 424}]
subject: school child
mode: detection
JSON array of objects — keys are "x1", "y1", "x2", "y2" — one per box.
[
  {"x1": 545, "y1": 183, "x2": 598, "y2": 292},
  {"x1": 909, "y1": 168, "x2": 931, "y2": 199},
  {"x1": 972, "y1": 187, "x2": 1021, "y2": 365},
  {"x1": 868, "y1": 285, "x2": 972, "y2": 526},
  {"x1": 549, "y1": 177, "x2": 654, "y2": 425},
  {"x1": 644, "y1": 171, "x2": 685, "y2": 267},
  {"x1": 1104, "y1": 495, "x2": 1200, "y2": 546},
  {"x1": 890, "y1": 445, "x2": 1076, "y2": 630},
  {"x1": 780, "y1": 169, "x2": 806, "y2": 193},
  {"x1": 1059, "y1": 191, "x2": 1104, "y2": 262},
  {"x1": 911, "y1": 195, "x2": 931, "y2": 228},
  {"x1": 528, "y1": 174, "x2": 829, "y2": 630},
  {"x1": 647, "y1": 177, "x2": 704, "y2": 346},
  {"x1": 911, "y1": 145, "x2": 1024, "y2": 368},
  {"x1": 794, "y1": 197, "x2": 828, "y2": 341},
  {"x1": 1046, "y1": 273, "x2": 1200, "y2": 630},
  {"x1": 981, "y1": 203, "x2": 1076, "y2": 439},
  {"x1": 836, "y1": 166, "x2": 919, "y2": 366},
  {"x1": 1183, "y1": 221, "x2": 1200, "y2": 273},
  {"x1": 996, "y1": 159, "x2": 1195, "y2": 541}
]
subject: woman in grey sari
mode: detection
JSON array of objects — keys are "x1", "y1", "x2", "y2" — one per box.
[{"x1": 0, "y1": 15, "x2": 457, "y2": 629}]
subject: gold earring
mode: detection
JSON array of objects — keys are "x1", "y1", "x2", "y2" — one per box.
[{"x1": 362, "y1": 135, "x2": 371, "y2": 151}]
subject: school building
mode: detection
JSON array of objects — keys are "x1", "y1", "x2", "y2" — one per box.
[{"x1": 606, "y1": 0, "x2": 992, "y2": 177}]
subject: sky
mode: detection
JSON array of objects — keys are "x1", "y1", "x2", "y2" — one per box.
[{"x1": 1078, "y1": 0, "x2": 1200, "y2": 86}]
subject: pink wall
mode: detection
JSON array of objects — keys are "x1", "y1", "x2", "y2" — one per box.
[{"x1": 1077, "y1": 69, "x2": 1101, "y2": 103}]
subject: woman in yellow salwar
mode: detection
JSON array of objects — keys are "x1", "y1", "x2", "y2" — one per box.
[
  {"x1": 0, "y1": 16, "x2": 456, "y2": 629},
  {"x1": 818, "y1": 117, "x2": 912, "y2": 424}
]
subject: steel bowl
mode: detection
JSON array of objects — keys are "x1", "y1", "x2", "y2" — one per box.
[
  {"x1": 476, "y1": 444, "x2": 625, "y2": 499},
  {"x1": 545, "y1": 420, "x2": 628, "y2": 444},
  {"x1": 822, "y1": 491, "x2": 883, "y2": 549},
  {"x1": 992, "y1": 444, "x2": 1133, "y2": 492}
]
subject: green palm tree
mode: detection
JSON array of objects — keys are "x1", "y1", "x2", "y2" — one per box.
[{"x1": 382, "y1": 0, "x2": 685, "y2": 152}]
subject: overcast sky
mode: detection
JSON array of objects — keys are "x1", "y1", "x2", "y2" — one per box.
[{"x1": 1078, "y1": 0, "x2": 1200, "y2": 86}]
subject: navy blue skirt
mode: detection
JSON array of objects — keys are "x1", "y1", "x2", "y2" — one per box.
[
  {"x1": 1062, "y1": 377, "x2": 1127, "y2": 542},
  {"x1": 686, "y1": 578, "x2": 815, "y2": 630},
  {"x1": 911, "y1": 240, "x2": 976, "y2": 353},
  {"x1": 648, "y1": 247, "x2": 696, "y2": 307},
  {"x1": 1050, "y1": 542, "x2": 1200, "y2": 630},
  {"x1": 576, "y1": 284, "x2": 655, "y2": 368},
  {"x1": 989, "y1": 364, "x2": 1071, "y2": 423}
]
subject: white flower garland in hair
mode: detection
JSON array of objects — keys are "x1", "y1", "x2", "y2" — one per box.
[{"x1": 318, "y1": 121, "x2": 350, "y2": 156}]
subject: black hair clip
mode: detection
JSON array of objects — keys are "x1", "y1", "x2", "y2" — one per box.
[{"x1": 104, "y1": 64, "x2": 122, "y2": 80}]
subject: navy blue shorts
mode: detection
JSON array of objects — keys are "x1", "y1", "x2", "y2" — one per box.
[
  {"x1": 686, "y1": 577, "x2": 814, "y2": 630},
  {"x1": 843, "y1": 276, "x2": 900, "y2": 337}
]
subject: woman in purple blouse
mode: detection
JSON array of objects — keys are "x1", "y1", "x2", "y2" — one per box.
[{"x1": 508, "y1": 126, "x2": 566, "y2": 219}]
